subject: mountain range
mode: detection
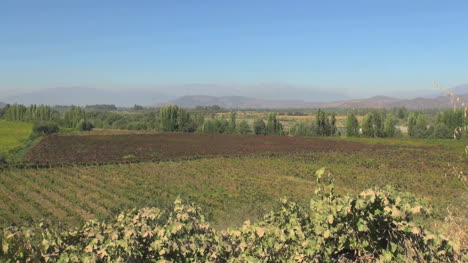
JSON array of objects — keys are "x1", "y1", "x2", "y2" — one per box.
[
  {"x1": 164, "y1": 94, "x2": 468, "y2": 109},
  {"x1": 1, "y1": 84, "x2": 467, "y2": 109}
]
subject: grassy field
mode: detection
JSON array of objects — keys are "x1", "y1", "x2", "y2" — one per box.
[
  {"x1": 324, "y1": 136, "x2": 468, "y2": 153},
  {"x1": 0, "y1": 120, "x2": 32, "y2": 154}
]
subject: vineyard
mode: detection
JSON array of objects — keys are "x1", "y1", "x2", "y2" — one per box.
[
  {"x1": 24, "y1": 133, "x2": 386, "y2": 165},
  {"x1": 0, "y1": 133, "x2": 467, "y2": 261},
  {"x1": 1, "y1": 136, "x2": 466, "y2": 228},
  {"x1": 0, "y1": 173, "x2": 463, "y2": 262}
]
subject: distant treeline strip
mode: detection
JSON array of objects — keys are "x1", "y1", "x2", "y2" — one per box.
[{"x1": 1, "y1": 104, "x2": 466, "y2": 139}]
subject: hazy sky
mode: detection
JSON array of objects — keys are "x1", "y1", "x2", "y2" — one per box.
[{"x1": 1, "y1": 0, "x2": 467, "y2": 96}]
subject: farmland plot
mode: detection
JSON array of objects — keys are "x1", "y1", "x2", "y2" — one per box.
[
  {"x1": 0, "y1": 120, "x2": 32, "y2": 153},
  {"x1": 1, "y1": 135, "x2": 465, "y2": 230},
  {"x1": 25, "y1": 133, "x2": 387, "y2": 165}
]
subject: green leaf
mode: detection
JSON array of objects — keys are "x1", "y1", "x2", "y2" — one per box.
[
  {"x1": 315, "y1": 168, "x2": 326, "y2": 179},
  {"x1": 390, "y1": 242, "x2": 397, "y2": 253},
  {"x1": 383, "y1": 250, "x2": 393, "y2": 261},
  {"x1": 357, "y1": 220, "x2": 369, "y2": 232}
]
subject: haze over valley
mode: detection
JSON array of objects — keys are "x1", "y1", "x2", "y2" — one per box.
[{"x1": 2, "y1": 84, "x2": 467, "y2": 109}]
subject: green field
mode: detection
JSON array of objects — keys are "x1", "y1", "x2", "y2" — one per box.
[{"x1": 0, "y1": 120, "x2": 33, "y2": 153}]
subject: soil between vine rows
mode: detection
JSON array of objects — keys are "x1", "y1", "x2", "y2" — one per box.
[{"x1": 24, "y1": 133, "x2": 389, "y2": 165}]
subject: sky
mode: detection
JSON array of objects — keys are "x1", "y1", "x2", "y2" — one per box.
[{"x1": 1, "y1": 0, "x2": 467, "y2": 98}]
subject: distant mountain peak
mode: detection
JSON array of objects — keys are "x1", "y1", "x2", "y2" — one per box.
[{"x1": 368, "y1": 95, "x2": 399, "y2": 100}]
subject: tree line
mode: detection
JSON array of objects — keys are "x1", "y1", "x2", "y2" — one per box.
[
  {"x1": 2, "y1": 103, "x2": 466, "y2": 139},
  {"x1": 407, "y1": 109, "x2": 467, "y2": 139},
  {"x1": 343, "y1": 108, "x2": 468, "y2": 139}
]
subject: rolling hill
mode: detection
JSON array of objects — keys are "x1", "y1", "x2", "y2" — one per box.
[{"x1": 163, "y1": 94, "x2": 468, "y2": 109}]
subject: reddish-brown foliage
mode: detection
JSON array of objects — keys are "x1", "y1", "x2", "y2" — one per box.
[{"x1": 25, "y1": 133, "x2": 386, "y2": 165}]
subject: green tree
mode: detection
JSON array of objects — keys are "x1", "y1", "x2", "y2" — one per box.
[
  {"x1": 330, "y1": 112, "x2": 337, "y2": 136},
  {"x1": 266, "y1": 113, "x2": 284, "y2": 135},
  {"x1": 346, "y1": 112, "x2": 360, "y2": 137},
  {"x1": 384, "y1": 114, "x2": 396, "y2": 137},
  {"x1": 159, "y1": 105, "x2": 195, "y2": 132},
  {"x1": 112, "y1": 119, "x2": 128, "y2": 129},
  {"x1": 361, "y1": 113, "x2": 374, "y2": 137},
  {"x1": 76, "y1": 119, "x2": 94, "y2": 131},
  {"x1": 215, "y1": 119, "x2": 229, "y2": 134},
  {"x1": 238, "y1": 120, "x2": 252, "y2": 135},
  {"x1": 3, "y1": 104, "x2": 58, "y2": 122},
  {"x1": 159, "y1": 105, "x2": 179, "y2": 132},
  {"x1": 432, "y1": 123, "x2": 452, "y2": 139},
  {"x1": 407, "y1": 112, "x2": 418, "y2": 137},
  {"x1": 227, "y1": 112, "x2": 237, "y2": 134},
  {"x1": 316, "y1": 109, "x2": 328, "y2": 136},
  {"x1": 201, "y1": 119, "x2": 216, "y2": 134},
  {"x1": 64, "y1": 106, "x2": 86, "y2": 128},
  {"x1": 32, "y1": 121, "x2": 60, "y2": 136},
  {"x1": 412, "y1": 114, "x2": 428, "y2": 138},
  {"x1": 441, "y1": 109, "x2": 464, "y2": 131},
  {"x1": 177, "y1": 107, "x2": 196, "y2": 132},
  {"x1": 253, "y1": 119, "x2": 266, "y2": 135},
  {"x1": 372, "y1": 112, "x2": 385, "y2": 137},
  {"x1": 396, "y1": 107, "x2": 407, "y2": 119},
  {"x1": 289, "y1": 121, "x2": 317, "y2": 137},
  {"x1": 316, "y1": 109, "x2": 336, "y2": 136},
  {"x1": 201, "y1": 119, "x2": 228, "y2": 134},
  {"x1": 133, "y1": 105, "x2": 144, "y2": 111},
  {"x1": 126, "y1": 121, "x2": 148, "y2": 131}
]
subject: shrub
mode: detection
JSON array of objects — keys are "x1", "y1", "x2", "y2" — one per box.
[
  {"x1": 32, "y1": 121, "x2": 60, "y2": 136},
  {"x1": 253, "y1": 119, "x2": 266, "y2": 135},
  {"x1": 412, "y1": 114, "x2": 429, "y2": 138},
  {"x1": 394, "y1": 128, "x2": 403, "y2": 138},
  {"x1": 238, "y1": 120, "x2": 252, "y2": 135},
  {"x1": 126, "y1": 121, "x2": 148, "y2": 131},
  {"x1": 76, "y1": 119, "x2": 94, "y2": 131},
  {"x1": 289, "y1": 121, "x2": 317, "y2": 137},
  {"x1": 111, "y1": 119, "x2": 127, "y2": 129},
  {"x1": 432, "y1": 123, "x2": 452, "y2": 139},
  {"x1": 201, "y1": 119, "x2": 229, "y2": 134}
]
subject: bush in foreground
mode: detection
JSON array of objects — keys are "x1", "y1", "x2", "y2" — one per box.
[{"x1": 0, "y1": 171, "x2": 462, "y2": 262}]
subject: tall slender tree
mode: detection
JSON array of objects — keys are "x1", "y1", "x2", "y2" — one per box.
[{"x1": 346, "y1": 112, "x2": 360, "y2": 137}]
